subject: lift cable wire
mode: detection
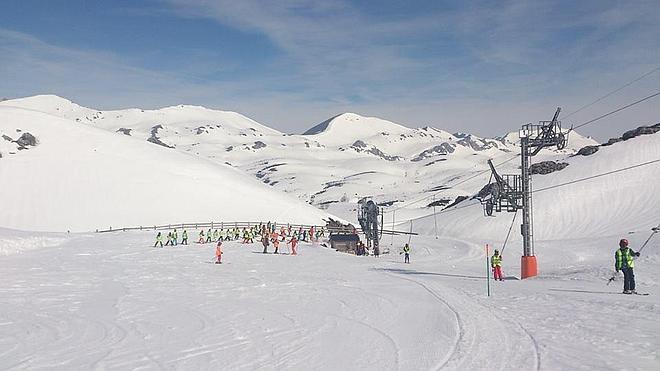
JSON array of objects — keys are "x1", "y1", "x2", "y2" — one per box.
[
  {"x1": 571, "y1": 90, "x2": 660, "y2": 130},
  {"x1": 563, "y1": 67, "x2": 660, "y2": 120},
  {"x1": 402, "y1": 157, "x2": 660, "y2": 224},
  {"x1": 533, "y1": 158, "x2": 660, "y2": 193},
  {"x1": 500, "y1": 210, "x2": 518, "y2": 254}
]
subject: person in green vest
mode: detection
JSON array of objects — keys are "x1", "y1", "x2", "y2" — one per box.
[
  {"x1": 213, "y1": 229, "x2": 219, "y2": 242},
  {"x1": 154, "y1": 232, "x2": 163, "y2": 248},
  {"x1": 615, "y1": 239, "x2": 640, "y2": 294},
  {"x1": 172, "y1": 229, "x2": 178, "y2": 246},
  {"x1": 402, "y1": 243, "x2": 411, "y2": 263},
  {"x1": 491, "y1": 250, "x2": 503, "y2": 281},
  {"x1": 165, "y1": 231, "x2": 173, "y2": 246},
  {"x1": 181, "y1": 229, "x2": 188, "y2": 245},
  {"x1": 198, "y1": 230, "x2": 205, "y2": 244},
  {"x1": 206, "y1": 228, "x2": 212, "y2": 243}
]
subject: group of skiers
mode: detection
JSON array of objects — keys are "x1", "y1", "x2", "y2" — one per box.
[
  {"x1": 153, "y1": 222, "x2": 329, "y2": 263},
  {"x1": 154, "y1": 223, "x2": 326, "y2": 248},
  {"x1": 153, "y1": 228, "x2": 188, "y2": 247}
]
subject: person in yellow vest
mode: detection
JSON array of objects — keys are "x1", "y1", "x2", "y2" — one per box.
[
  {"x1": 491, "y1": 250, "x2": 503, "y2": 281},
  {"x1": 206, "y1": 228, "x2": 213, "y2": 243},
  {"x1": 615, "y1": 239, "x2": 640, "y2": 294},
  {"x1": 402, "y1": 243, "x2": 411, "y2": 263},
  {"x1": 154, "y1": 232, "x2": 163, "y2": 248},
  {"x1": 181, "y1": 229, "x2": 188, "y2": 245}
]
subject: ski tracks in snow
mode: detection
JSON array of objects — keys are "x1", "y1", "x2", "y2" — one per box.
[{"x1": 384, "y1": 271, "x2": 540, "y2": 371}]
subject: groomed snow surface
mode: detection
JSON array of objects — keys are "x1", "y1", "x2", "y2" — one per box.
[{"x1": 1, "y1": 228, "x2": 658, "y2": 370}]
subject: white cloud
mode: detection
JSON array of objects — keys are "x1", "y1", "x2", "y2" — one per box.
[{"x1": 1, "y1": 0, "x2": 659, "y2": 140}]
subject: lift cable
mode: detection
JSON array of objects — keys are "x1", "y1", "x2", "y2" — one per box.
[{"x1": 563, "y1": 67, "x2": 660, "y2": 120}]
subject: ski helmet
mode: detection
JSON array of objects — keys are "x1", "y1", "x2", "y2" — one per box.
[{"x1": 619, "y1": 239, "x2": 629, "y2": 247}]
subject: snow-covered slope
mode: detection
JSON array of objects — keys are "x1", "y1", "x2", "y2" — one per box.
[
  {"x1": 411, "y1": 131, "x2": 660, "y2": 241},
  {"x1": 0, "y1": 95, "x2": 597, "y2": 226},
  {"x1": 0, "y1": 105, "x2": 330, "y2": 232}
]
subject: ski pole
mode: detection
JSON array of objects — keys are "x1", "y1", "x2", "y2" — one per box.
[
  {"x1": 637, "y1": 224, "x2": 660, "y2": 254},
  {"x1": 606, "y1": 272, "x2": 618, "y2": 285}
]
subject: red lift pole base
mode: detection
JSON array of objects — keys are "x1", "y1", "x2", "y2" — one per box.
[{"x1": 521, "y1": 255, "x2": 538, "y2": 279}]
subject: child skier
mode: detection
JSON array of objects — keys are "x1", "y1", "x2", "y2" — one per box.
[
  {"x1": 402, "y1": 243, "x2": 411, "y2": 263},
  {"x1": 181, "y1": 230, "x2": 188, "y2": 245},
  {"x1": 262, "y1": 233, "x2": 270, "y2": 254},
  {"x1": 172, "y1": 229, "x2": 178, "y2": 246},
  {"x1": 615, "y1": 239, "x2": 641, "y2": 294},
  {"x1": 198, "y1": 230, "x2": 205, "y2": 244},
  {"x1": 288, "y1": 235, "x2": 298, "y2": 255},
  {"x1": 491, "y1": 250, "x2": 504, "y2": 281},
  {"x1": 154, "y1": 232, "x2": 163, "y2": 248},
  {"x1": 215, "y1": 241, "x2": 223, "y2": 264},
  {"x1": 271, "y1": 232, "x2": 280, "y2": 254},
  {"x1": 165, "y1": 231, "x2": 173, "y2": 246},
  {"x1": 206, "y1": 228, "x2": 213, "y2": 243}
]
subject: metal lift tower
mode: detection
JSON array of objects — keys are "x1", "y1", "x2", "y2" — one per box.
[
  {"x1": 357, "y1": 198, "x2": 383, "y2": 256},
  {"x1": 482, "y1": 108, "x2": 567, "y2": 278}
]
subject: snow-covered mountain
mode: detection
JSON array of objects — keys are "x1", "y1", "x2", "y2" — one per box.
[
  {"x1": 0, "y1": 101, "x2": 330, "y2": 232},
  {"x1": 0, "y1": 95, "x2": 601, "y2": 232},
  {"x1": 5, "y1": 93, "x2": 650, "y2": 240}
]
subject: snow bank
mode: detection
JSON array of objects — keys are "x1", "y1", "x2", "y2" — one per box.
[{"x1": 0, "y1": 227, "x2": 67, "y2": 256}]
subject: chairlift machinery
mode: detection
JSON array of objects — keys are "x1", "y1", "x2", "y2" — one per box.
[
  {"x1": 480, "y1": 107, "x2": 569, "y2": 278},
  {"x1": 357, "y1": 198, "x2": 384, "y2": 256}
]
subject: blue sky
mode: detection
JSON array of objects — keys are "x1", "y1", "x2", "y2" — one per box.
[{"x1": 1, "y1": 0, "x2": 658, "y2": 138}]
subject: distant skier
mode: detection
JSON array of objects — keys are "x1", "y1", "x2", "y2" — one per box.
[
  {"x1": 215, "y1": 241, "x2": 223, "y2": 264},
  {"x1": 491, "y1": 249, "x2": 504, "y2": 281},
  {"x1": 181, "y1": 229, "x2": 188, "y2": 245},
  {"x1": 288, "y1": 235, "x2": 298, "y2": 255},
  {"x1": 198, "y1": 230, "x2": 205, "y2": 244},
  {"x1": 262, "y1": 233, "x2": 270, "y2": 253},
  {"x1": 402, "y1": 243, "x2": 411, "y2": 263},
  {"x1": 172, "y1": 229, "x2": 178, "y2": 246},
  {"x1": 615, "y1": 239, "x2": 640, "y2": 294},
  {"x1": 206, "y1": 228, "x2": 213, "y2": 243},
  {"x1": 213, "y1": 229, "x2": 219, "y2": 242},
  {"x1": 154, "y1": 232, "x2": 164, "y2": 248},
  {"x1": 273, "y1": 234, "x2": 280, "y2": 254},
  {"x1": 165, "y1": 231, "x2": 173, "y2": 246}
]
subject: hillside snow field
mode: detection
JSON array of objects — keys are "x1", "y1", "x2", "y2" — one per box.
[
  {"x1": 0, "y1": 105, "x2": 330, "y2": 232},
  {"x1": 1, "y1": 95, "x2": 598, "y2": 229}
]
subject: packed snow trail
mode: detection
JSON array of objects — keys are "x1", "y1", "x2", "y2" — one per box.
[
  {"x1": 1, "y1": 231, "x2": 659, "y2": 370},
  {"x1": 0, "y1": 232, "x2": 455, "y2": 370}
]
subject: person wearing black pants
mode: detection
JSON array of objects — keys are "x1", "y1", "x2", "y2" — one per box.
[{"x1": 615, "y1": 239, "x2": 640, "y2": 294}]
